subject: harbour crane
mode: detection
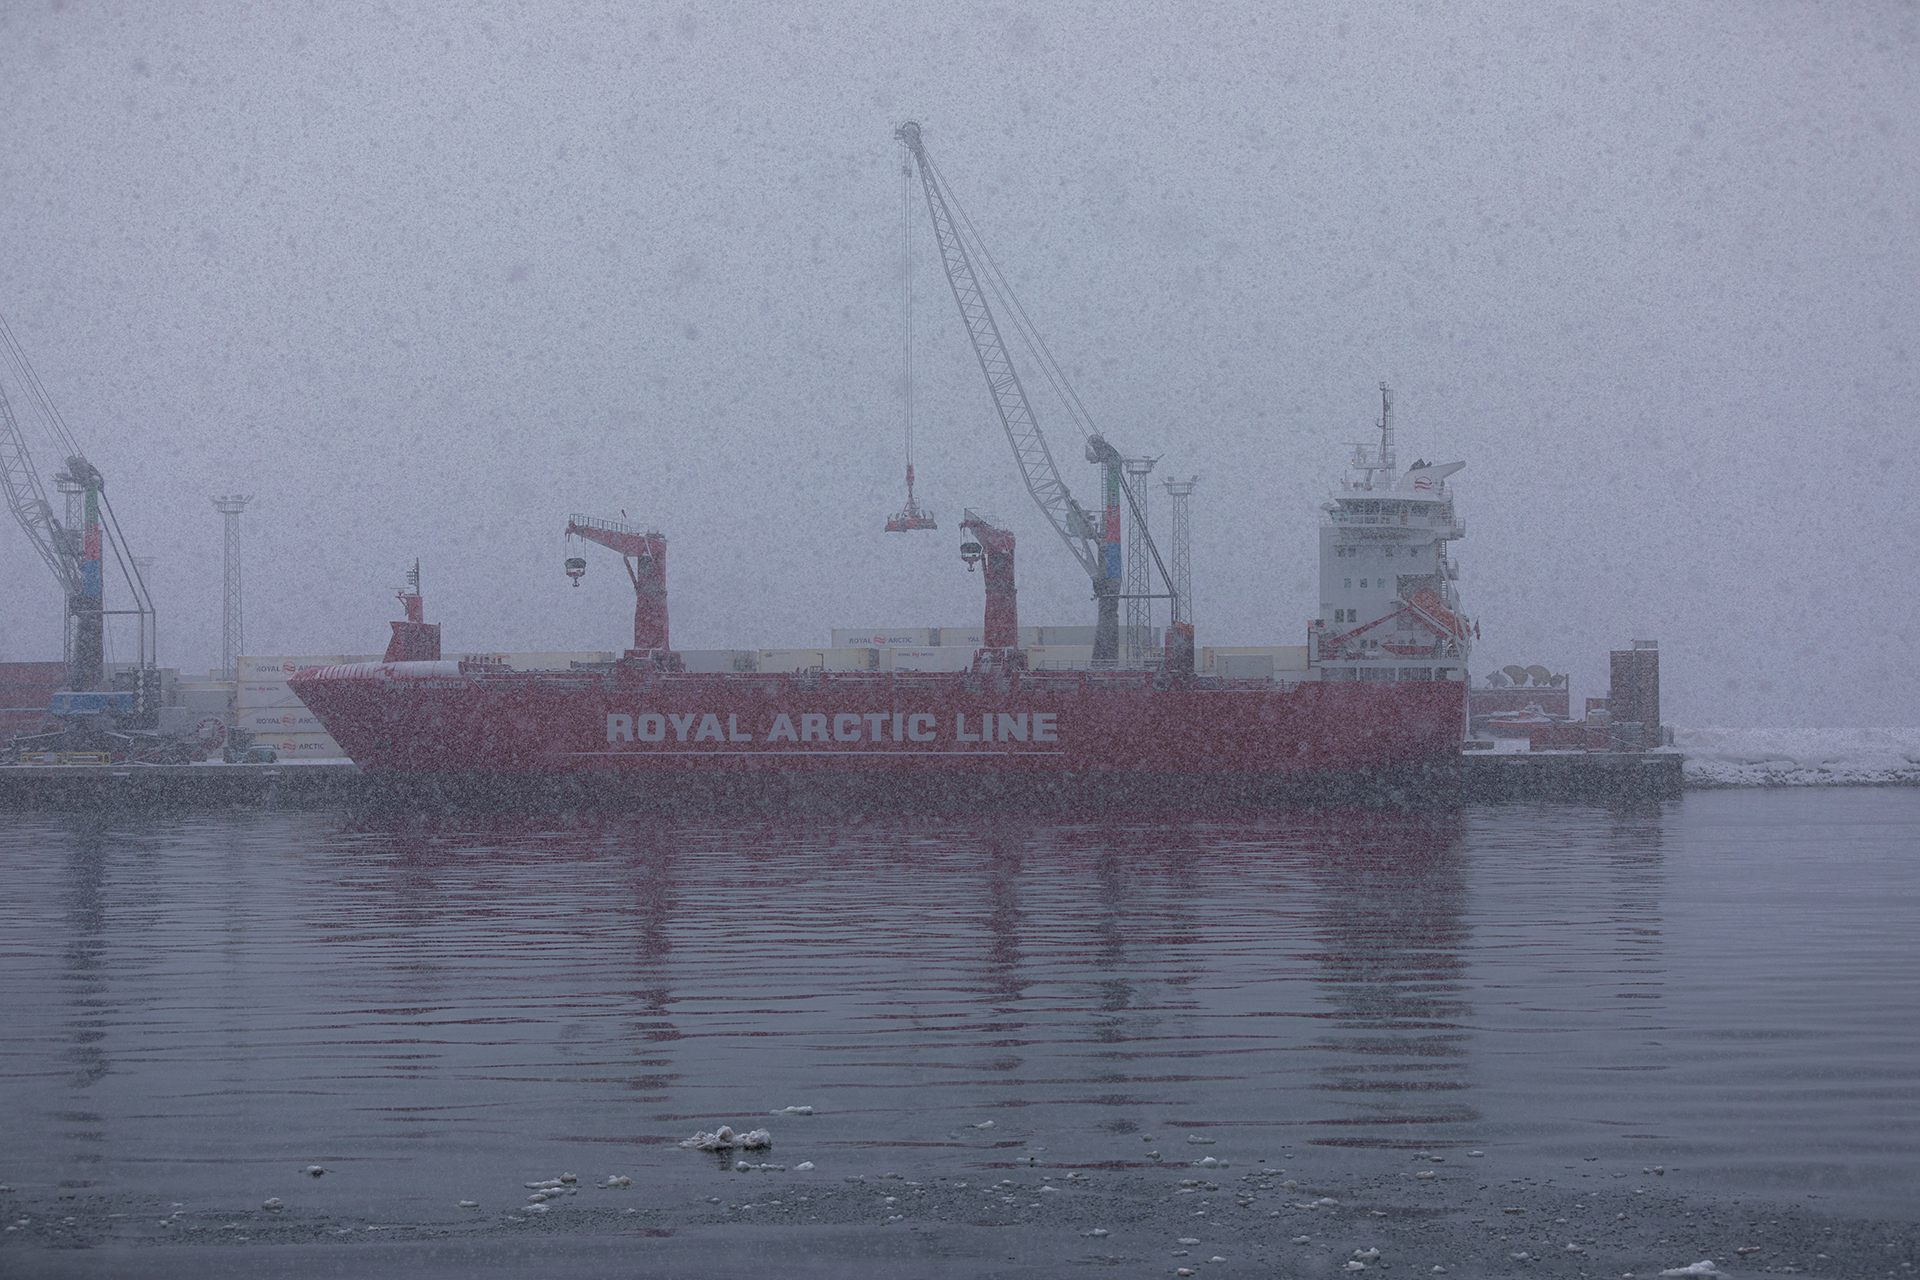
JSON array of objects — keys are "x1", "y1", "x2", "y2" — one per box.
[
  {"x1": 895, "y1": 122, "x2": 1178, "y2": 665},
  {"x1": 0, "y1": 313, "x2": 159, "y2": 723}
]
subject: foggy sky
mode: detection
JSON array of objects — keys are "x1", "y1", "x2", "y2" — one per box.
[{"x1": 2, "y1": 2, "x2": 1914, "y2": 727}]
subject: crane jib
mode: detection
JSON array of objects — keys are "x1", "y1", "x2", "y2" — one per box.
[{"x1": 896, "y1": 123, "x2": 1100, "y2": 583}]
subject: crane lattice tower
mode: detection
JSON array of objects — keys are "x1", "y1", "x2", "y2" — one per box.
[
  {"x1": 212, "y1": 495, "x2": 252, "y2": 681},
  {"x1": 1162, "y1": 476, "x2": 1197, "y2": 631},
  {"x1": 1123, "y1": 457, "x2": 1157, "y2": 666}
]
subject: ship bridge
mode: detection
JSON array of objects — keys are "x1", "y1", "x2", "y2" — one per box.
[{"x1": 1309, "y1": 389, "x2": 1474, "y2": 684}]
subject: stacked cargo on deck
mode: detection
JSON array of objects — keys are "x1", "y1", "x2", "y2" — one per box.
[{"x1": 236, "y1": 656, "x2": 381, "y2": 758}]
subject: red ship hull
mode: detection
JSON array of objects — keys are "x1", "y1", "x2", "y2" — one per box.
[{"x1": 291, "y1": 662, "x2": 1465, "y2": 799}]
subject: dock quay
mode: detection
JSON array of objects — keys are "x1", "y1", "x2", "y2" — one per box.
[{"x1": 0, "y1": 751, "x2": 1683, "y2": 812}]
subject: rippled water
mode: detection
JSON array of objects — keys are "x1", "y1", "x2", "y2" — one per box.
[{"x1": 5, "y1": 789, "x2": 1917, "y2": 1218}]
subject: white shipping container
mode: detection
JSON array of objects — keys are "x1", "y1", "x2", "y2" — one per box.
[
  {"x1": 241, "y1": 708, "x2": 327, "y2": 732},
  {"x1": 237, "y1": 681, "x2": 306, "y2": 709},
  {"x1": 888, "y1": 647, "x2": 977, "y2": 673},
  {"x1": 1219, "y1": 653, "x2": 1274, "y2": 681},
  {"x1": 931, "y1": 627, "x2": 986, "y2": 647},
  {"x1": 1201, "y1": 645, "x2": 1309, "y2": 674},
  {"x1": 758, "y1": 649, "x2": 825, "y2": 672},
  {"x1": 677, "y1": 649, "x2": 758, "y2": 674},
  {"x1": 179, "y1": 690, "x2": 233, "y2": 715},
  {"x1": 236, "y1": 655, "x2": 379, "y2": 681},
  {"x1": 252, "y1": 733, "x2": 349, "y2": 759},
  {"x1": 1023, "y1": 645, "x2": 1095, "y2": 670},
  {"x1": 832, "y1": 628, "x2": 931, "y2": 649},
  {"x1": 822, "y1": 647, "x2": 880, "y2": 672},
  {"x1": 502, "y1": 652, "x2": 614, "y2": 670}
]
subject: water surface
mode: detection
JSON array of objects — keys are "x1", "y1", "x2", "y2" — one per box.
[{"x1": 4, "y1": 789, "x2": 1916, "y2": 1219}]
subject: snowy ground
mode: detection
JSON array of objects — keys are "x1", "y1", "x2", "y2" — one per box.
[{"x1": 1677, "y1": 728, "x2": 1920, "y2": 788}]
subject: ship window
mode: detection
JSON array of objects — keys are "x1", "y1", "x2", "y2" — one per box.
[
  {"x1": 1344, "y1": 578, "x2": 1352, "y2": 589},
  {"x1": 1360, "y1": 578, "x2": 1368, "y2": 588}
]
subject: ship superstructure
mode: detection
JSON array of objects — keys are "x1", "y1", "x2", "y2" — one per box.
[{"x1": 1309, "y1": 386, "x2": 1475, "y2": 683}]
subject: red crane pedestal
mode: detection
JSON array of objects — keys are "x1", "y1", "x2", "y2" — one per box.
[
  {"x1": 960, "y1": 511, "x2": 1017, "y2": 652},
  {"x1": 565, "y1": 516, "x2": 669, "y2": 654}
]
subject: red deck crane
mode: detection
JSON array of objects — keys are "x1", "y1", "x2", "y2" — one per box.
[
  {"x1": 564, "y1": 513, "x2": 669, "y2": 655},
  {"x1": 958, "y1": 509, "x2": 1017, "y2": 650}
]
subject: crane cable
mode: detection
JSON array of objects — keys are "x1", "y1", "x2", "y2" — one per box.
[
  {"x1": 921, "y1": 151, "x2": 1102, "y2": 448},
  {"x1": 902, "y1": 152, "x2": 914, "y2": 477}
]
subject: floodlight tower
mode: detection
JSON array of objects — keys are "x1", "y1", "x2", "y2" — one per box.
[
  {"x1": 1162, "y1": 475, "x2": 1196, "y2": 631},
  {"x1": 212, "y1": 495, "x2": 252, "y2": 681},
  {"x1": 1123, "y1": 456, "x2": 1158, "y2": 665}
]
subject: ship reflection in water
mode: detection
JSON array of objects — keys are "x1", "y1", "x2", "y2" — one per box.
[{"x1": 7, "y1": 791, "x2": 1919, "y2": 1217}]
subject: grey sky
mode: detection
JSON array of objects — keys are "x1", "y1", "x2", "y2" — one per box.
[{"x1": 2, "y1": 1, "x2": 1913, "y2": 726}]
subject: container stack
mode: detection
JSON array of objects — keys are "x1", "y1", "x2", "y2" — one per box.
[{"x1": 235, "y1": 656, "x2": 379, "y2": 758}]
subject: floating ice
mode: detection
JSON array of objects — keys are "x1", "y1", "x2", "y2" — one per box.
[
  {"x1": 559, "y1": 1172, "x2": 577, "y2": 1183},
  {"x1": 972, "y1": 1120, "x2": 996, "y2": 1129},
  {"x1": 795, "y1": 1162, "x2": 815, "y2": 1172},
  {"x1": 1293, "y1": 1236, "x2": 1312, "y2": 1244},
  {"x1": 1185, "y1": 1134, "x2": 1215, "y2": 1145},
  {"x1": 1677, "y1": 727, "x2": 1920, "y2": 788},
  {"x1": 680, "y1": 1125, "x2": 773, "y2": 1151},
  {"x1": 458, "y1": 1200, "x2": 479, "y2": 1208},
  {"x1": 771, "y1": 1105, "x2": 814, "y2": 1115},
  {"x1": 1416, "y1": 1171, "x2": 1436, "y2": 1180},
  {"x1": 1468, "y1": 1151, "x2": 1484, "y2": 1158},
  {"x1": 525, "y1": 1203, "x2": 548, "y2": 1214},
  {"x1": 1083, "y1": 1228, "x2": 1109, "y2": 1237},
  {"x1": 1179, "y1": 1237, "x2": 1202, "y2": 1244},
  {"x1": 1196, "y1": 1157, "x2": 1219, "y2": 1168},
  {"x1": 1345, "y1": 1264, "x2": 1367, "y2": 1273},
  {"x1": 1658, "y1": 1265, "x2": 1723, "y2": 1278},
  {"x1": 261, "y1": 1197, "x2": 284, "y2": 1211},
  {"x1": 599, "y1": 1176, "x2": 632, "y2": 1189},
  {"x1": 303, "y1": 1165, "x2": 326, "y2": 1177},
  {"x1": 1354, "y1": 1248, "x2": 1381, "y2": 1260}
]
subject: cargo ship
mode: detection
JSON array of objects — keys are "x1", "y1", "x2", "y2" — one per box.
[{"x1": 291, "y1": 392, "x2": 1477, "y2": 804}]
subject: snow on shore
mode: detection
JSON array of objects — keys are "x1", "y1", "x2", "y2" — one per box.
[{"x1": 1678, "y1": 728, "x2": 1920, "y2": 788}]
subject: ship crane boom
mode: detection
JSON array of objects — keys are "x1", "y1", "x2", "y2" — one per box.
[
  {"x1": 895, "y1": 122, "x2": 1102, "y2": 581},
  {"x1": 896, "y1": 121, "x2": 1183, "y2": 660}
]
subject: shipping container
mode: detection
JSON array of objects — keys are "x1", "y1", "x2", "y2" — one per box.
[
  {"x1": 1200, "y1": 645, "x2": 1310, "y2": 675},
  {"x1": 831, "y1": 628, "x2": 931, "y2": 649},
  {"x1": 887, "y1": 647, "x2": 978, "y2": 673},
  {"x1": 757, "y1": 649, "x2": 825, "y2": 673},
  {"x1": 453, "y1": 652, "x2": 613, "y2": 670},
  {"x1": 240, "y1": 708, "x2": 328, "y2": 732},
  {"x1": 931, "y1": 627, "x2": 986, "y2": 647},
  {"x1": 237, "y1": 681, "x2": 304, "y2": 709},
  {"x1": 236, "y1": 655, "x2": 379, "y2": 681},
  {"x1": 505, "y1": 652, "x2": 615, "y2": 670},
  {"x1": 178, "y1": 686, "x2": 235, "y2": 715},
  {"x1": 1022, "y1": 645, "x2": 1095, "y2": 670},
  {"x1": 254, "y1": 733, "x2": 349, "y2": 759},
  {"x1": 676, "y1": 649, "x2": 758, "y2": 674}
]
